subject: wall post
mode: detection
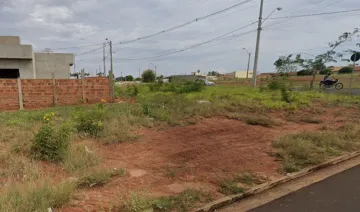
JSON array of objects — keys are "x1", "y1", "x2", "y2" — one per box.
[
  {"x1": 17, "y1": 78, "x2": 24, "y2": 110},
  {"x1": 51, "y1": 72, "x2": 58, "y2": 106},
  {"x1": 81, "y1": 69, "x2": 86, "y2": 103}
]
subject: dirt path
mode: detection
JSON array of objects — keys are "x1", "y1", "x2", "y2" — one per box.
[{"x1": 62, "y1": 117, "x2": 323, "y2": 211}]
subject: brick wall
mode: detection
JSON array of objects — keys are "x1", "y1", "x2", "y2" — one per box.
[
  {"x1": 0, "y1": 77, "x2": 111, "y2": 111},
  {"x1": 0, "y1": 79, "x2": 19, "y2": 111},
  {"x1": 22, "y1": 79, "x2": 54, "y2": 109}
]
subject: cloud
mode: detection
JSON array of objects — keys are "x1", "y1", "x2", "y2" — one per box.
[{"x1": 1, "y1": 0, "x2": 360, "y2": 77}]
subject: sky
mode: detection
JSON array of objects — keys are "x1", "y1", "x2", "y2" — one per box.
[{"x1": 1, "y1": 0, "x2": 359, "y2": 78}]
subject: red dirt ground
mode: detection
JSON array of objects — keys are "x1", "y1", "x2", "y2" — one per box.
[{"x1": 61, "y1": 115, "x2": 328, "y2": 212}]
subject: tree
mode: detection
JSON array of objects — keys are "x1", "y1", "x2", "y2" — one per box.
[
  {"x1": 70, "y1": 70, "x2": 90, "y2": 79},
  {"x1": 96, "y1": 72, "x2": 105, "y2": 77},
  {"x1": 125, "y1": 75, "x2": 134, "y2": 81},
  {"x1": 142, "y1": 69, "x2": 156, "y2": 83},
  {"x1": 319, "y1": 68, "x2": 332, "y2": 75},
  {"x1": 338, "y1": 66, "x2": 353, "y2": 74},
  {"x1": 306, "y1": 28, "x2": 359, "y2": 88},
  {"x1": 135, "y1": 77, "x2": 141, "y2": 81},
  {"x1": 115, "y1": 77, "x2": 125, "y2": 82},
  {"x1": 274, "y1": 54, "x2": 304, "y2": 75}
]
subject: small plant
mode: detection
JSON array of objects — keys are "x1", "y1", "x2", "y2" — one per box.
[
  {"x1": 72, "y1": 104, "x2": 106, "y2": 137},
  {"x1": 31, "y1": 123, "x2": 72, "y2": 162},
  {"x1": 219, "y1": 179, "x2": 244, "y2": 195},
  {"x1": 76, "y1": 168, "x2": 126, "y2": 188}
]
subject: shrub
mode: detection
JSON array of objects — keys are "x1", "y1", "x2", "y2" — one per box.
[
  {"x1": 338, "y1": 66, "x2": 353, "y2": 74},
  {"x1": 142, "y1": 69, "x2": 156, "y2": 83},
  {"x1": 267, "y1": 77, "x2": 286, "y2": 90},
  {"x1": 31, "y1": 123, "x2": 72, "y2": 162},
  {"x1": 297, "y1": 69, "x2": 312, "y2": 76},
  {"x1": 72, "y1": 104, "x2": 106, "y2": 137},
  {"x1": 319, "y1": 68, "x2": 332, "y2": 75}
]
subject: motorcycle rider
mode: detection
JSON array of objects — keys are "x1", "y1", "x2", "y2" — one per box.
[{"x1": 323, "y1": 72, "x2": 335, "y2": 85}]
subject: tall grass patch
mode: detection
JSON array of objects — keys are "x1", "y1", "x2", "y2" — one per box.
[{"x1": 274, "y1": 125, "x2": 360, "y2": 173}]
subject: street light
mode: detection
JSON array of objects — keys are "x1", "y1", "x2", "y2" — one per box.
[
  {"x1": 252, "y1": 5, "x2": 282, "y2": 87},
  {"x1": 243, "y1": 48, "x2": 251, "y2": 79}
]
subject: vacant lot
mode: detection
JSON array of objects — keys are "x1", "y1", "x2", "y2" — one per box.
[{"x1": 1, "y1": 83, "x2": 360, "y2": 212}]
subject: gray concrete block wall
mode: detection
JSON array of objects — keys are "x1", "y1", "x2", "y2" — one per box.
[
  {"x1": 0, "y1": 59, "x2": 34, "y2": 78},
  {"x1": 34, "y1": 53, "x2": 74, "y2": 79},
  {"x1": 0, "y1": 36, "x2": 20, "y2": 45}
]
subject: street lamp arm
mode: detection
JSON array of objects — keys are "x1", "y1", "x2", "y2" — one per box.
[{"x1": 262, "y1": 7, "x2": 282, "y2": 25}]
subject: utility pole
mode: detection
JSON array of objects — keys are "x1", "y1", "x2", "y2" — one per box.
[
  {"x1": 252, "y1": 0, "x2": 265, "y2": 87},
  {"x1": 139, "y1": 68, "x2": 141, "y2": 79},
  {"x1": 103, "y1": 43, "x2": 107, "y2": 76},
  {"x1": 109, "y1": 40, "x2": 115, "y2": 102}
]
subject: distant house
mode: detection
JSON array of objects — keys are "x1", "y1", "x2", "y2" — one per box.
[{"x1": 222, "y1": 70, "x2": 254, "y2": 79}]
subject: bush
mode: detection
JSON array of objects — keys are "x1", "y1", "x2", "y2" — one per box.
[
  {"x1": 77, "y1": 168, "x2": 126, "y2": 188},
  {"x1": 338, "y1": 66, "x2": 353, "y2": 74},
  {"x1": 72, "y1": 104, "x2": 106, "y2": 137},
  {"x1": 148, "y1": 81, "x2": 205, "y2": 94},
  {"x1": 297, "y1": 69, "x2": 312, "y2": 76},
  {"x1": 267, "y1": 77, "x2": 286, "y2": 90},
  {"x1": 31, "y1": 123, "x2": 72, "y2": 162},
  {"x1": 319, "y1": 68, "x2": 332, "y2": 75},
  {"x1": 142, "y1": 69, "x2": 156, "y2": 83}
]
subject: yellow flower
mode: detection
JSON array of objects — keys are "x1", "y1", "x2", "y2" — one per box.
[
  {"x1": 51, "y1": 112, "x2": 55, "y2": 116},
  {"x1": 101, "y1": 99, "x2": 107, "y2": 103},
  {"x1": 46, "y1": 118, "x2": 50, "y2": 121}
]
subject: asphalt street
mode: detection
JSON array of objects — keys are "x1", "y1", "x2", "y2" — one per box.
[{"x1": 249, "y1": 165, "x2": 360, "y2": 212}]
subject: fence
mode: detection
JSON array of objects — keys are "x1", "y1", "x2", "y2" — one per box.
[{"x1": 0, "y1": 76, "x2": 112, "y2": 111}]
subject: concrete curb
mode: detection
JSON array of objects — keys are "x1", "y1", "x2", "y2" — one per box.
[{"x1": 196, "y1": 151, "x2": 360, "y2": 212}]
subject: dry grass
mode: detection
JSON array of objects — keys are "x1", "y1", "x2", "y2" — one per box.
[
  {"x1": 0, "y1": 153, "x2": 40, "y2": 182},
  {"x1": 121, "y1": 189, "x2": 212, "y2": 212},
  {"x1": 76, "y1": 168, "x2": 126, "y2": 188},
  {"x1": 0, "y1": 181, "x2": 75, "y2": 212},
  {"x1": 63, "y1": 144, "x2": 101, "y2": 173},
  {"x1": 274, "y1": 125, "x2": 360, "y2": 173}
]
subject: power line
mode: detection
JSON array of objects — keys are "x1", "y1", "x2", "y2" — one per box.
[
  {"x1": 47, "y1": 43, "x2": 104, "y2": 51},
  {"x1": 114, "y1": 21, "x2": 258, "y2": 61},
  {"x1": 269, "y1": 8, "x2": 360, "y2": 19},
  {"x1": 75, "y1": 46, "x2": 103, "y2": 56},
  {"x1": 114, "y1": 0, "x2": 253, "y2": 45}
]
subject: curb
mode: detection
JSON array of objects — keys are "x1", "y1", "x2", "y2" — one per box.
[{"x1": 196, "y1": 151, "x2": 360, "y2": 212}]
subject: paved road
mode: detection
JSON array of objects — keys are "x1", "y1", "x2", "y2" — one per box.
[
  {"x1": 323, "y1": 88, "x2": 360, "y2": 95},
  {"x1": 250, "y1": 165, "x2": 360, "y2": 212}
]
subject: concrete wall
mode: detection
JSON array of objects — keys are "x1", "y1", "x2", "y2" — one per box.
[
  {"x1": 34, "y1": 53, "x2": 74, "y2": 79},
  {"x1": 0, "y1": 44, "x2": 33, "y2": 59},
  {"x1": 0, "y1": 59, "x2": 35, "y2": 78},
  {"x1": 0, "y1": 36, "x2": 20, "y2": 45}
]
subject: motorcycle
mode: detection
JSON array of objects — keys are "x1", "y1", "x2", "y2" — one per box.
[{"x1": 319, "y1": 79, "x2": 343, "y2": 90}]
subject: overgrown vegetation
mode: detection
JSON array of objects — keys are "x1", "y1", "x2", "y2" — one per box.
[
  {"x1": 31, "y1": 123, "x2": 72, "y2": 162},
  {"x1": 274, "y1": 125, "x2": 360, "y2": 173},
  {"x1": 122, "y1": 189, "x2": 212, "y2": 212},
  {"x1": 0, "y1": 181, "x2": 75, "y2": 212},
  {"x1": 76, "y1": 168, "x2": 126, "y2": 188}
]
